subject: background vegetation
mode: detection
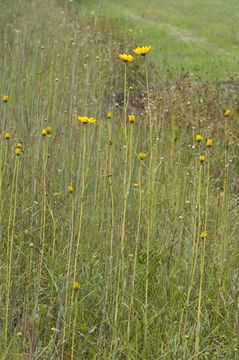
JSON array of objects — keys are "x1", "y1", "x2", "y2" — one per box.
[
  {"x1": 0, "y1": 0, "x2": 238, "y2": 359},
  {"x1": 79, "y1": 0, "x2": 239, "y2": 81}
]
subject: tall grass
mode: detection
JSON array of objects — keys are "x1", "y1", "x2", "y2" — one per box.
[{"x1": 0, "y1": 0, "x2": 238, "y2": 359}]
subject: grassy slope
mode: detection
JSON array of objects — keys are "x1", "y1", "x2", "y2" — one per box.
[
  {"x1": 0, "y1": 0, "x2": 238, "y2": 359},
  {"x1": 78, "y1": 0, "x2": 239, "y2": 80}
]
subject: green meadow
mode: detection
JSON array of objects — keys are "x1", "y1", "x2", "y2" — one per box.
[
  {"x1": 79, "y1": 0, "x2": 239, "y2": 80},
  {"x1": 0, "y1": 0, "x2": 238, "y2": 359}
]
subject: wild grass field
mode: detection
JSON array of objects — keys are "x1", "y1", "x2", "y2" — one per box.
[{"x1": 0, "y1": 0, "x2": 238, "y2": 359}]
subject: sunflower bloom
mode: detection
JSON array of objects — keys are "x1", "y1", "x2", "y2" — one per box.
[
  {"x1": 3, "y1": 95, "x2": 8, "y2": 102},
  {"x1": 107, "y1": 112, "x2": 112, "y2": 119},
  {"x1": 118, "y1": 53, "x2": 135, "y2": 62},
  {"x1": 73, "y1": 282, "x2": 79, "y2": 290},
  {"x1": 200, "y1": 155, "x2": 205, "y2": 163},
  {"x1": 133, "y1": 183, "x2": 139, "y2": 187},
  {"x1": 129, "y1": 115, "x2": 135, "y2": 123},
  {"x1": 225, "y1": 109, "x2": 231, "y2": 117},
  {"x1": 133, "y1": 46, "x2": 151, "y2": 55},
  {"x1": 201, "y1": 232, "x2": 207, "y2": 239},
  {"x1": 46, "y1": 126, "x2": 51, "y2": 134},
  {"x1": 78, "y1": 116, "x2": 96, "y2": 124},
  {"x1": 42, "y1": 129, "x2": 47, "y2": 136},
  {"x1": 196, "y1": 134, "x2": 201, "y2": 142},
  {"x1": 139, "y1": 152, "x2": 147, "y2": 160},
  {"x1": 5, "y1": 132, "x2": 10, "y2": 140},
  {"x1": 207, "y1": 139, "x2": 212, "y2": 147},
  {"x1": 68, "y1": 186, "x2": 73, "y2": 193},
  {"x1": 15, "y1": 148, "x2": 20, "y2": 156}
]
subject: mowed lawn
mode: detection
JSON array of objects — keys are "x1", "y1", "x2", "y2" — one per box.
[{"x1": 79, "y1": 0, "x2": 239, "y2": 80}]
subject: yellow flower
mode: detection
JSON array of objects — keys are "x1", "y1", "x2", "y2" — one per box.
[
  {"x1": 129, "y1": 115, "x2": 135, "y2": 123},
  {"x1": 15, "y1": 148, "x2": 20, "y2": 156},
  {"x1": 96, "y1": 56, "x2": 100, "y2": 61},
  {"x1": 3, "y1": 95, "x2": 8, "y2": 102},
  {"x1": 133, "y1": 183, "x2": 139, "y2": 187},
  {"x1": 225, "y1": 109, "x2": 231, "y2": 117},
  {"x1": 41, "y1": 45, "x2": 45, "y2": 49},
  {"x1": 78, "y1": 116, "x2": 96, "y2": 124},
  {"x1": 139, "y1": 152, "x2": 146, "y2": 160},
  {"x1": 129, "y1": 86, "x2": 133, "y2": 90},
  {"x1": 107, "y1": 112, "x2": 112, "y2": 119},
  {"x1": 115, "y1": 102, "x2": 119, "y2": 107},
  {"x1": 17, "y1": 142, "x2": 22, "y2": 148},
  {"x1": 42, "y1": 129, "x2": 47, "y2": 136},
  {"x1": 207, "y1": 139, "x2": 212, "y2": 147},
  {"x1": 201, "y1": 232, "x2": 207, "y2": 239},
  {"x1": 199, "y1": 155, "x2": 205, "y2": 163},
  {"x1": 86, "y1": 54, "x2": 89, "y2": 58},
  {"x1": 133, "y1": 46, "x2": 151, "y2": 55},
  {"x1": 46, "y1": 126, "x2": 51, "y2": 134},
  {"x1": 118, "y1": 53, "x2": 135, "y2": 62},
  {"x1": 196, "y1": 134, "x2": 201, "y2": 142},
  {"x1": 5, "y1": 132, "x2": 10, "y2": 140},
  {"x1": 68, "y1": 186, "x2": 73, "y2": 193},
  {"x1": 73, "y1": 282, "x2": 79, "y2": 290}
]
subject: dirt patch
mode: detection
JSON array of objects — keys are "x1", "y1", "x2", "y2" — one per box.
[{"x1": 172, "y1": 29, "x2": 202, "y2": 42}]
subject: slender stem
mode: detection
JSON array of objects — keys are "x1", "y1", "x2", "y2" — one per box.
[
  {"x1": 182, "y1": 162, "x2": 202, "y2": 359},
  {"x1": 127, "y1": 163, "x2": 142, "y2": 340},
  {"x1": 5, "y1": 156, "x2": 20, "y2": 346},
  {"x1": 112, "y1": 62, "x2": 128, "y2": 356},
  {"x1": 144, "y1": 55, "x2": 152, "y2": 349},
  {"x1": 35, "y1": 136, "x2": 47, "y2": 313},
  {"x1": 71, "y1": 292, "x2": 78, "y2": 360},
  {"x1": 194, "y1": 237, "x2": 206, "y2": 359},
  {"x1": 61, "y1": 194, "x2": 75, "y2": 359},
  {"x1": 0, "y1": 105, "x2": 7, "y2": 245},
  {"x1": 24, "y1": 243, "x2": 33, "y2": 339},
  {"x1": 68, "y1": 125, "x2": 86, "y2": 346}
]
